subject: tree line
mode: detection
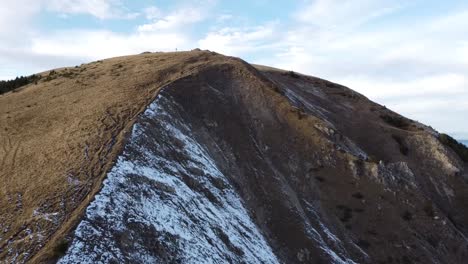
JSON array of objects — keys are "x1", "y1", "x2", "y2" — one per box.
[{"x1": 0, "y1": 75, "x2": 40, "y2": 95}]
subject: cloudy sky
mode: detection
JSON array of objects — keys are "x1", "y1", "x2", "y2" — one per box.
[{"x1": 1, "y1": 0, "x2": 467, "y2": 139}]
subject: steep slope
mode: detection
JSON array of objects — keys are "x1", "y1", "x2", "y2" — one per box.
[
  {"x1": 58, "y1": 93, "x2": 280, "y2": 264},
  {"x1": 1, "y1": 51, "x2": 468, "y2": 263}
]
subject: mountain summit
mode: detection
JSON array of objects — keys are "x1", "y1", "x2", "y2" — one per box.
[{"x1": 1, "y1": 50, "x2": 468, "y2": 264}]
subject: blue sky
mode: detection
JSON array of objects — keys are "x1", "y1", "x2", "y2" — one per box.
[{"x1": 1, "y1": 0, "x2": 468, "y2": 139}]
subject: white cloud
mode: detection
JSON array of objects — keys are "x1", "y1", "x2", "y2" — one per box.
[
  {"x1": 216, "y1": 14, "x2": 234, "y2": 22},
  {"x1": 138, "y1": 7, "x2": 206, "y2": 32},
  {"x1": 30, "y1": 30, "x2": 190, "y2": 60},
  {"x1": 143, "y1": 6, "x2": 162, "y2": 20},
  {"x1": 25, "y1": 3, "x2": 217, "y2": 61},
  {"x1": 45, "y1": 0, "x2": 137, "y2": 20},
  {"x1": 198, "y1": 23, "x2": 279, "y2": 56},
  {"x1": 296, "y1": 0, "x2": 404, "y2": 28},
  {"x1": 341, "y1": 74, "x2": 468, "y2": 100},
  {"x1": 0, "y1": 0, "x2": 41, "y2": 36},
  {"x1": 0, "y1": 1, "x2": 204, "y2": 77}
]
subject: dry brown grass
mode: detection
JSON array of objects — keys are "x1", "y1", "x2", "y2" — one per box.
[{"x1": 0, "y1": 50, "x2": 240, "y2": 263}]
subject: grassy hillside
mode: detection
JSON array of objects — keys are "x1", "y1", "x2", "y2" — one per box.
[{"x1": 0, "y1": 50, "x2": 236, "y2": 263}]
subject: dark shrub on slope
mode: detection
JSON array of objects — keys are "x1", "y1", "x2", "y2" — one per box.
[
  {"x1": 0, "y1": 75, "x2": 40, "y2": 94},
  {"x1": 380, "y1": 114, "x2": 410, "y2": 129},
  {"x1": 439, "y1": 133, "x2": 468, "y2": 162}
]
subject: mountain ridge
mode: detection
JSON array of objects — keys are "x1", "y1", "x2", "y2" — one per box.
[{"x1": 1, "y1": 50, "x2": 468, "y2": 263}]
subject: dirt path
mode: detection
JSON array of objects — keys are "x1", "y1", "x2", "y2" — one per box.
[{"x1": 0, "y1": 135, "x2": 20, "y2": 170}]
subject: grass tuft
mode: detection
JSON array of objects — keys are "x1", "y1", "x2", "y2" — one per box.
[{"x1": 380, "y1": 114, "x2": 410, "y2": 129}]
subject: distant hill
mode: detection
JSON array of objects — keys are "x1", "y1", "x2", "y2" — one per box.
[{"x1": 461, "y1": 140, "x2": 468, "y2": 146}]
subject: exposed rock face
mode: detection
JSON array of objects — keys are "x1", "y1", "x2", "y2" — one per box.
[{"x1": 1, "y1": 51, "x2": 468, "y2": 263}]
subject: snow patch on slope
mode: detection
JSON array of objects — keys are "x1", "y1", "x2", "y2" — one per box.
[
  {"x1": 303, "y1": 201, "x2": 360, "y2": 264},
  {"x1": 283, "y1": 87, "x2": 333, "y2": 127},
  {"x1": 58, "y1": 93, "x2": 279, "y2": 263}
]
